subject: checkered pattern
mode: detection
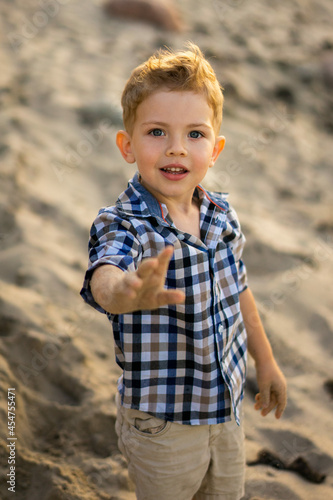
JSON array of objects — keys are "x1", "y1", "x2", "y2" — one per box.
[{"x1": 81, "y1": 173, "x2": 248, "y2": 425}]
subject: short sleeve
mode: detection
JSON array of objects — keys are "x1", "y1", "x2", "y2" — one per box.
[
  {"x1": 227, "y1": 206, "x2": 248, "y2": 294},
  {"x1": 80, "y1": 208, "x2": 141, "y2": 313},
  {"x1": 237, "y1": 259, "x2": 248, "y2": 293}
]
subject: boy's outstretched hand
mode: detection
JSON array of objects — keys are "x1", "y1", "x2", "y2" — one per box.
[{"x1": 91, "y1": 246, "x2": 185, "y2": 315}]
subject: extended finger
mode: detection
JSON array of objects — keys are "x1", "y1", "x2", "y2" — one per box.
[
  {"x1": 137, "y1": 258, "x2": 159, "y2": 279},
  {"x1": 156, "y1": 289, "x2": 186, "y2": 307},
  {"x1": 155, "y1": 246, "x2": 174, "y2": 276},
  {"x1": 136, "y1": 247, "x2": 174, "y2": 281}
]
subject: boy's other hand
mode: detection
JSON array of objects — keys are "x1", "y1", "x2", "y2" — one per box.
[
  {"x1": 254, "y1": 359, "x2": 287, "y2": 419},
  {"x1": 91, "y1": 246, "x2": 185, "y2": 314}
]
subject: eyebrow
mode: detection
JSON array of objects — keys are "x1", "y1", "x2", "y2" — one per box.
[{"x1": 141, "y1": 121, "x2": 212, "y2": 129}]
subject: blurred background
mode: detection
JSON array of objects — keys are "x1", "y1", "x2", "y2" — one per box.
[{"x1": 0, "y1": 1, "x2": 333, "y2": 499}]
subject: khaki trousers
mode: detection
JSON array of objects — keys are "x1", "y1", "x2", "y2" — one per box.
[{"x1": 115, "y1": 394, "x2": 245, "y2": 500}]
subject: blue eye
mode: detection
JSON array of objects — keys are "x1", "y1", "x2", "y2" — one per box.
[
  {"x1": 189, "y1": 131, "x2": 203, "y2": 139},
  {"x1": 149, "y1": 129, "x2": 164, "y2": 136}
]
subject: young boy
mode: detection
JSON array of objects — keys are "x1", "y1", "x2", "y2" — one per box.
[{"x1": 80, "y1": 43, "x2": 287, "y2": 500}]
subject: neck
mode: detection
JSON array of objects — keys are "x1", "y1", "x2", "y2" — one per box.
[{"x1": 139, "y1": 175, "x2": 197, "y2": 217}]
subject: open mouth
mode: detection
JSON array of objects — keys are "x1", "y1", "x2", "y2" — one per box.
[{"x1": 160, "y1": 166, "x2": 188, "y2": 175}]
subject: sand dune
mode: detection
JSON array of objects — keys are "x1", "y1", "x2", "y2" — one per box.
[{"x1": 0, "y1": 0, "x2": 333, "y2": 498}]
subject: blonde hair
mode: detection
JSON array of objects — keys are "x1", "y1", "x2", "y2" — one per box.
[{"x1": 121, "y1": 42, "x2": 224, "y2": 135}]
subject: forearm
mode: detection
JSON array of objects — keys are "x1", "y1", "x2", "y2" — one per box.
[
  {"x1": 239, "y1": 287, "x2": 274, "y2": 366},
  {"x1": 240, "y1": 287, "x2": 287, "y2": 418},
  {"x1": 90, "y1": 264, "x2": 127, "y2": 314}
]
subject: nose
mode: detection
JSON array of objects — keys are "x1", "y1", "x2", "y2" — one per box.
[{"x1": 165, "y1": 135, "x2": 187, "y2": 157}]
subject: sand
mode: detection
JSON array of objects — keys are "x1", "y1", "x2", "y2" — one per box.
[{"x1": 0, "y1": 0, "x2": 333, "y2": 499}]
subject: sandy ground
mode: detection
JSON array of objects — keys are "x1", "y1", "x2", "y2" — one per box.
[{"x1": 0, "y1": 0, "x2": 333, "y2": 499}]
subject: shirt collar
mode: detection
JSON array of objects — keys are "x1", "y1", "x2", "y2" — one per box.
[{"x1": 116, "y1": 171, "x2": 229, "y2": 223}]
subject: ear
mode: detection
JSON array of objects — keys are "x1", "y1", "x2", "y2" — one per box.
[
  {"x1": 116, "y1": 130, "x2": 136, "y2": 164},
  {"x1": 210, "y1": 136, "x2": 225, "y2": 167}
]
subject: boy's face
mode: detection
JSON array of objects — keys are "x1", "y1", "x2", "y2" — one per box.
[{"x1": 116, "y1": 89, "x2": 225, "y2": 206}]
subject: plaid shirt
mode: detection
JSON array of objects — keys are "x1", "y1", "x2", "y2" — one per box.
[{"x1": 81, "y1": 173, "x2": 248, "y2": 425}]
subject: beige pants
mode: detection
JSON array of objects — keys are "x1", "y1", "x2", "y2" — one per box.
[{"x1": 115, "y1": 394, "x2": 245, "y2": 500}]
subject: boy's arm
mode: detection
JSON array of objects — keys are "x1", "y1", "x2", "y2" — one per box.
[
  {"x1": 90, "y1": 246, "x2": 185, "y2": 315},
  {"x1": 240, "y1": 287, "x2": 287, "y2": 419}
]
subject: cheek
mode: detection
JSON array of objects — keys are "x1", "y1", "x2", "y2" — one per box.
[
  {"x1": 142, "y1": 142, "x2": 162, "y2": 162},
  {"x1": 135, "y1": 147, "x2": 159, "y2": 167},
  {"x1": 192, "y1": 145, "x2": 215, "y2": 165}
]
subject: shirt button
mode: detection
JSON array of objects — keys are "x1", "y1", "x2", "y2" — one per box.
[{"x1": 178, "y1": 234, "x2": 185, "y2": 240}]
